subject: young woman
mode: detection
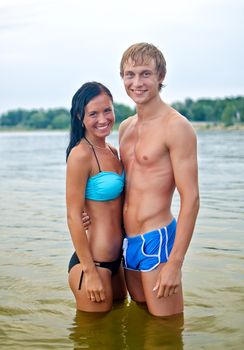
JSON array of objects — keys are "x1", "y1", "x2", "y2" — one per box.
[{"x1": 66, "y1": 82, "x2": 127, "y2": 312}]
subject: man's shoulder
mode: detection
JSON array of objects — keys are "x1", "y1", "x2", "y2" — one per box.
[
  {"x1": 166, "y1": 107, "x2": 194, "y2": 131},
  {"x1": 164, "y1": 107, "x2": 196, "y2": 144},
  {"x1": 119, "y1": 114, "x2": 136, "y2": 135}
]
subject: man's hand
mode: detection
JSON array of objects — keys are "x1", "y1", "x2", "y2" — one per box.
[
  {"x1": 82, "y1": 211, "x2": 91, "y2": 230},
  {"x1": 153, "y1": 262, "x2": 182, "y2": 298}
]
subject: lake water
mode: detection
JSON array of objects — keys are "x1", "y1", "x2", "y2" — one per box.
[{"x1": 0, "y1": 130, "x2": 243, "y2": 350}]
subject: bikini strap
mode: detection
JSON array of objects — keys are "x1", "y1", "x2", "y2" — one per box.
[
  {"x1": 107, "y1": 145, "x2": 119, "y2": 159},
  {"x1": 84, "y1": 137, "x2": 102, "y2": 172}
]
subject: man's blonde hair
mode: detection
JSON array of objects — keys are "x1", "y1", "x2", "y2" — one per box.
[{"x1": 120, "y1": 43, "x2": 167, "y2": 90}]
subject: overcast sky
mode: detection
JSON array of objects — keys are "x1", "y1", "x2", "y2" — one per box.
[{"x1": 0, "y1": 0, "x2": 243, "y2": 114}]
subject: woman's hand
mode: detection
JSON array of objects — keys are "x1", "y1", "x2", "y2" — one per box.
[{"x1": 84, "y1": 269, "x2": 106, "y2": 303}]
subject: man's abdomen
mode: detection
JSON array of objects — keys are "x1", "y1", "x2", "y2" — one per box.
[{"x1": 123, "y1": 186, "x2": 174, "y2": 236}]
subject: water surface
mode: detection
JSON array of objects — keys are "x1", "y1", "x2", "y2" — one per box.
[{"x1": 0, "y1": 130, "x2": 243, "y2": 349}]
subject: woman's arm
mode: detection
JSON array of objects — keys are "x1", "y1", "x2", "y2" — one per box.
[{"x1": 66, "y1": 145, "x2": 105, "y2": 302}]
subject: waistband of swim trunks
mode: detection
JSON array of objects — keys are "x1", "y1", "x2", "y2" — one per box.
[{"x1": 125, "y1": 218, "x2": 176, "y2": 241}]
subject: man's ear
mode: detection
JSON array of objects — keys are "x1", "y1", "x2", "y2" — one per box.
[{"x1": 158, "y1": 72, "x2": 165, "y2": 84}]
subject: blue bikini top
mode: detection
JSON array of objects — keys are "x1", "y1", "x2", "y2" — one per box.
[{"x1": 84, "y1": 138, "x2": 125, "y2": 201}]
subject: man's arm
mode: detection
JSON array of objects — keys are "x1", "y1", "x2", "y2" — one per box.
[{"x1": 154, "y1": 115, "x2": 200, "y2": 298}]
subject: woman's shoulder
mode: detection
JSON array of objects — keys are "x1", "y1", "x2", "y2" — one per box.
[{"x1": 67, "y1": 140, "x2": 91, "y2": 167}]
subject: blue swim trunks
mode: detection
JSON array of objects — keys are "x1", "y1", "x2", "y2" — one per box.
[{"x1": 122, "y1": 218, "x2": 176, "y2": 272}]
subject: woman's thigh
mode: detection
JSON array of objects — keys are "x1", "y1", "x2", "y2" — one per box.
[
  {"x1": 111, "y1": 266, "x2": 127, "y2": 300},
  {"x1": 68, "y1": 264, "x2": 113, "y2": 312}
]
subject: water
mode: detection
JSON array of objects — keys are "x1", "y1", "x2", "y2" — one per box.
[{"x1": 0, "y1": 130, "x2": 243, "y2": 350}]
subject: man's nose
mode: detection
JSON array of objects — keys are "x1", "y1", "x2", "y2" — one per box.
[{"x1": 133, "y1": 75, "x2": 143, "y2": 86}]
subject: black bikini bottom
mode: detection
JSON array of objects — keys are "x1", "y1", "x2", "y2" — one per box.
[{"x1": 68, "y1": 251, "x2": 122, "y2": 290}]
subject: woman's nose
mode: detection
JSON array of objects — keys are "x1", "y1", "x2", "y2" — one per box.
[{"x1": 97, "y1": 113, "x2": 107, "y2": 123}]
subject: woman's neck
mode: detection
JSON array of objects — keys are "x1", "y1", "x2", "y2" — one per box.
[{"x1": 84, "y1": 135, "x2": 107, "y2": 149}]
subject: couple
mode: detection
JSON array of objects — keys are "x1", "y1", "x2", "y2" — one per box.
[{"x1": 66, "y1": 42, "x2": 199, "y2": 317}]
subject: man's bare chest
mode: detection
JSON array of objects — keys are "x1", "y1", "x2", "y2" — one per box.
[{"x1": 120, "y1": 128, "x2": 168, "y2": 167}]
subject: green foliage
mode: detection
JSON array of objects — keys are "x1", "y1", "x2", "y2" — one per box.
[
  {"x1": 0, "y1": 108, "x2": 70, "y2": 130},
  {"x1": 222, "y1": 104, "x2": 235, "y2": 126},
  {"x1": 171, "y1": 96, "x2": 244, "y2": 124},
  {"x1": 0, "y1": 97, "x2": 243, "y2": 130},
  {"x1": 114, "y1": 103, "x2": 135, "y2": 124},
  {"x1": 26, "y1": 111, "x2": 49, "y2": 129},
  {"x1": 0, "y1": 103, "x2": 135, "y2": 130}
]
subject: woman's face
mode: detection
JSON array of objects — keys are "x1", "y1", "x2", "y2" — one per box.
[{"x1": 83, "y1": 93, "x2": 115, "y2": 142}]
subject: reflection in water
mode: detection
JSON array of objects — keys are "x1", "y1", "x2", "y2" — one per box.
[
  {"x1": 69, "y1": 301, "x2": 128, "y2": 350},
  {"x1": 68, "y1": 299, "x2": 184, "y2": 350}
]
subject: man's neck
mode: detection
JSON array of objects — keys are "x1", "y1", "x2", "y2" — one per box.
[{"x1": 136, "y1": 96, "x2": 167, "y2": 121}]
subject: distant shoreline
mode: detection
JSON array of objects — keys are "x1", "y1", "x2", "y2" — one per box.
[
  {"x1": 0, "y1": 122, "x2": 244, "y2": 132},
  {"x1": 191, "y1": 122, "x2": 244, "y2": 131}
]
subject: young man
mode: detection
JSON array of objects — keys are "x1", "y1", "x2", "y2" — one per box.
[{"x1": 119, "y1": 43, "x2": 199, "y2": 317}]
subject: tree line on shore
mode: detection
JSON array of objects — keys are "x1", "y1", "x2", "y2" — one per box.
[{"x1": 0, "y1": 96, "x2": 243, "y2": 130}]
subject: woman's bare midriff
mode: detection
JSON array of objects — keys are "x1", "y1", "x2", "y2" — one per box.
[{"x1": 85, "y1": 198, "x2": 123, "y2": 261}]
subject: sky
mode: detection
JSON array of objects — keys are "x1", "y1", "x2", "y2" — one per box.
[{"x1": 0, "y1": 0, "x2": 243, "y2": 114}]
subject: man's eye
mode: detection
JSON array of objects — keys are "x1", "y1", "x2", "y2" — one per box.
[{"x1": 143, "y1": 72, "x2": 150, "y2": 77}]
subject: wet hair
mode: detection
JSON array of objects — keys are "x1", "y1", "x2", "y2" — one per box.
[
  {"x1": 120, "y1": 42, "x2": 167, "y2": 91},
  {"x1": 66, "y1": 82, "x2": 113, "y2": 161}
]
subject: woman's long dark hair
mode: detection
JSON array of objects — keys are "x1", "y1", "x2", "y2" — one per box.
[{"x1": 66, "y1": 82, "x2": 113, "y2": 161}]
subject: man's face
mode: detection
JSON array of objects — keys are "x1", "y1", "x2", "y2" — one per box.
[{"x1": 122, "y1": 58, "x2": 162, "y2": 105}]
